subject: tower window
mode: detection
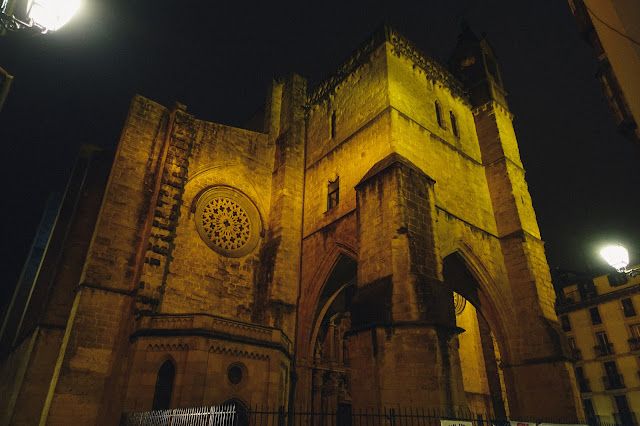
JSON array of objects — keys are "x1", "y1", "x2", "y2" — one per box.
[
  {"x1": 327, "y1": 177, "x2": 339, "y2": 210},
  {"x1": 589, "y1": 307, "x2": 602, "y2": 325},
  {"x1": 560, "y1": 315, "x2": 571, "y2": 332},
  {"x1": 622, "y1": 298, "x2": 636, "y2": 317},
  {"x1": 435, "y1": 101, "x2": 444, "y2": 129},
  {"x1": 330, "y1": 111, "x2": 336, "y2": 139},
  {"x1": 450, "y1": 111, "x2": 458, "y2": 137}
]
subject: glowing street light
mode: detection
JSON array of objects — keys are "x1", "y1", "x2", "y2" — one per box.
[
  {"x1": 600, "y1": 244, "x2": 640, "y2": 277},
  {"x1": 1, "y1": 0, "x2": 81, "y2": 33}
]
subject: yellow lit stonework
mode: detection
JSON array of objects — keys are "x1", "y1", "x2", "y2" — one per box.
[{"x1": 0, "y1": 26, "x2": 582, "y2": 425}]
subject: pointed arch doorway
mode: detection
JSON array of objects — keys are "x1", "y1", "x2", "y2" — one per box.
[
  {"x1": 444, "y1": 252, "x2": 508, "y2": 418},
  {"x1": 309, "y1": 255, "x2": 357, "y2": 421}
]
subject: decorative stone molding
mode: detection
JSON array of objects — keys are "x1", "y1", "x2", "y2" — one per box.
[
  {"x1": 209, "y1": 346, "x2": 269, "y2": 361},
  {"x1": 146, "y1": 343, "x2": 189, "y2": 352},
  {"x1": 133, "y1": 313, "x2": 292, "y2": 357}
]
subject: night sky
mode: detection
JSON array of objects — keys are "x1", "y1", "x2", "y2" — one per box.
[{"x1": 1, "y1": 0, "x2": 639, "y2": 307}]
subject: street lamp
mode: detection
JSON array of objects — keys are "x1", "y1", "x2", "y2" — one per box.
[
  {"x1": 600, "y1": 244, "x2": 640, "y2": 277},
  {"x1": 1, "y1": 0, "x2": 81, "y2": 33}
]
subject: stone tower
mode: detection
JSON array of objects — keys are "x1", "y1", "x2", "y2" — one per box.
[{"x1": 0, "y1": 25, "x2": 582, "y2": 425}]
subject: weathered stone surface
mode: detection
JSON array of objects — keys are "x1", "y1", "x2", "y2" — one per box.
[{"x1": 0, "y1": 26, "x2": 581, "y2": 425}]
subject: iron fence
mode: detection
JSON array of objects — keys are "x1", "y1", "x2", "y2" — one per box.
[{"x1": 123, "y1": 404, "x2": 620, "y2": 426}]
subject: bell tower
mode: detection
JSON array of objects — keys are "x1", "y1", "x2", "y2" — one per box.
[
  {"x1": 449, "y1": 24, "x2": 583, "y2": 418},
  {"x1": 449, "y1": 21, "x2": 508, "y2": 109}
]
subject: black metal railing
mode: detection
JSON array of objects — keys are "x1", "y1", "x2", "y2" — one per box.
[
  {"x1": 603, "y1": 373, "x2": 625, "y2": 390},
  {"x1": 629, "y1": 337, "x2": 640, "y2": 352},
  {"x1": 594, "y1": 343, "x2": 615, "y2": 357},
  {"x1": 122, "y1": 405, "x2": 592, "y2": 426},
  {"x1": 571, "y1": 348, "x2": 582, "y2": 361}
]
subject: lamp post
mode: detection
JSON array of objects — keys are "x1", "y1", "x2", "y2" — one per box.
[
  {"x1": 600, "y1": 244, "x2": 640, "y2": 277},
  {"x1": 1, "y1": 0, "x2": 81, "y2": 34}
]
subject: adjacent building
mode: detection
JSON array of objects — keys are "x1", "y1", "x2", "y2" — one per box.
[
  {"x1": 556, "y1": 269, "x2": 640, "y2": 425},
  {"x1": 0, "y1": 25, "x2": 583, "y2": 425},
  {"x1": 567, "y1": 0, "x2": 640, "y2": 148}
]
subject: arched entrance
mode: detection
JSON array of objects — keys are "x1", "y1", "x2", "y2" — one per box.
[
  {"x1": 223, "y1": 398, "x2": 250, "y2": 426},
  {"x1": 152, "y1": 359, "x2": 175, "y2": 411},
  {"x1": 444, "y1": 253, "x2": 508, "y2": 418},
  {"x1": 309, "y1": 255, "x2": 356, "y2": 422}
]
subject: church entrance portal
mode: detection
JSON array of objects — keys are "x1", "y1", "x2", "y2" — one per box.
[{"x1": 310, "y1": 255, "x2": 356, "y2": 422}]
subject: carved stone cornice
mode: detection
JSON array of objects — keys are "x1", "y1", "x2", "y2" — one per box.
[
  {"x1": 209, "y1": 345, "x2": 270, "y2": 361},
  {"x1": 132, "y1": 313, "x2": 292, "y2": 358}
]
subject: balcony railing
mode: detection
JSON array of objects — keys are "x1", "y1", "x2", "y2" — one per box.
[
  {"x1": 603, "y1": 374, "x2": 625, "y2": 390},
  {"x1": 629, "y1": 337, "x2": 640, "y2": 352},
  {"x1": 613, "y1": 411, "x2": 638, "y2": 426},
  {"x1": 577, "y1": 378, "x2": 590, "y2": 393},
  {"x1": 571, "y1": 348, "x2": 582, "y2": 361},
  {"x1": 593, "y1": 343, "x2": 614, "y2": 357}
]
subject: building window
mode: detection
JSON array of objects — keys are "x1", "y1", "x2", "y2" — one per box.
[
  {"x1": 629, "y1": 323, "x2": 640, "y2": 351},
  {"x1": 630, "y1": 323, "x2": 640, "y2": 338},
  {"x1": 603, "y1": 361, "x2": 624, "y2": 389},
  {"x1": 595, "y1": 331, "x2": 613, "y2": 357},
  {"x1": 435, "y1": 101, "x2": 444, "y2": 129},
  {"x1": 614, "y1": 395, "x2": 633, "y2": 426},
  {"x1": 582, "y1": 399, "x2": 596, "y2": 423},
  {"x1": 330, "y1": 111, "x2": 336, "y2": 139},
  {"x1": 622, "y1": 298, "x2": 636, "y2": 317},
  {"x1": 560, "y1": 315, "x2": 571, "y2": 332},
  {"x1": 327, "y1": 177, "x2": 339, "y2": 210},
  {"x1": 449, "y1": 111, "x2": 458, "y2": 137},
  {"x1": 569, "y1": 337, "x2": 581, "y2": 360},
  {"x1": 227, "y1": 363, "x2": 246, "y2": 385},
  {"x1": 589, "y1": 307, "x2": 602, "y2": 325},
  {"x1": 152, "y1": 360, "x2": 175, "y2": 411},
  {"x1": 608, "y1": 272, "x2": 628, "y2": 287},
  {"x1": 575, "y1": 366, "x2": 590, "y2": 392}
]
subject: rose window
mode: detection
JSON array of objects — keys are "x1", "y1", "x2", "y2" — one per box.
[
  {"x1": 201, "y1": 197, "x2": 251, "y2": 250},
  {"x1": 195, "y1": 187, "x2": 261, "y2": 257}
]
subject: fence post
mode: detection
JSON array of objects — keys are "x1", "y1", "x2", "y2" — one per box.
[
  {"x1": 389, "y1": 408, "x2": 396, "y2": 426},
  {"x1": 278, "y1": 405, "x2": 285, "y2": 426}
]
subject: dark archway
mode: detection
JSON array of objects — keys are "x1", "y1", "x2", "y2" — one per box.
[
  {"x1": 443, "y1": 252, "x2": 507, "y2": 418},
  {"x1": 152, "y1": 359, "x2": 175, "y2": 410},
  {"x1": 310, "y1": 254, "x2": 356, "y2": 419},
  {"x1": 223, "y1": 398, "x2": 250, "y2": 426}
]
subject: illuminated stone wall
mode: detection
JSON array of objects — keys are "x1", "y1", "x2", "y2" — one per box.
[{"x1": 0, "y1": 26, "x2": 583, "y2": 425}]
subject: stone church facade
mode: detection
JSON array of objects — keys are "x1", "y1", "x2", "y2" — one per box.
[{"x1": 1, "y1": 26, "x2": 582, "y2": 424}]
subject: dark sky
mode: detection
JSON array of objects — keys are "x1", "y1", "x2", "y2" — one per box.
[{"x1": 1, "y1": 0, "x2": 639, "y2": 306}]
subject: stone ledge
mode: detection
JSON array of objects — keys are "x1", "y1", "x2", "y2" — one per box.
[{"x1": 133, "y1": 313, "x2": 292, "y2": 356}]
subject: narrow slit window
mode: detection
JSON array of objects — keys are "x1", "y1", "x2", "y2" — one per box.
[
  {"x1": 327, "y1": 177, "x2": 339, "y2": 210},
  {"x1": 330, "y1": 111, "x2": 336, "y2": 139},
  {"x1": 450, "y1": 111, "x2": 458, "y2": 137},
  {"x1": 560, "y1": 315, "x2": 571, "y2": 332},
  {"x1": 435, "y1": 101, "x2": 444, "y2": 129}
]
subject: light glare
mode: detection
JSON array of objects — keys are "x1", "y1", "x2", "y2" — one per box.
[
  {"x1": 28, "y1": 0, "x2": 81, "y2": 32},
  {"x1": 600, "y1": 244, "x2": 629, "y2": 271}
]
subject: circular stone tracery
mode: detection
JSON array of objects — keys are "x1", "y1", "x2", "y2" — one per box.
[
  {"x1": 195, "y1": 187, "x2": 261, "y2": 257},
  {"x1": 202, "y1": 197, "x2": 251, "y2": 251}
]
